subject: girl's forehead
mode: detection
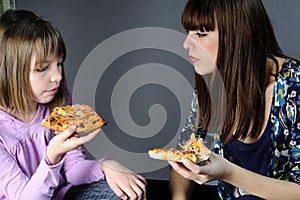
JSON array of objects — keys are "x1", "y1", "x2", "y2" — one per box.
[
  {"x1": 31, "y1": 51, "x2": 61, "y2": 67},
  {"x1": 34, "y1": 39, "x2": 65, "y2": 59},
  {"x1": 33, "y1": 44, "x2": 61, "y2": 60}
]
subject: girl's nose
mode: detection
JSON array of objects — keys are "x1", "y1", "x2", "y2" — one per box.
[
  {"x1": 50, "y1": 67, "x2": 62, "y2": 83},
  {"x1": 183, "y1": 34, "x2": 192, "y2": 50}
]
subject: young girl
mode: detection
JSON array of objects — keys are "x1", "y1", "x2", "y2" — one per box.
[
  {"x1": 0, "y1": 9, "x2": 146, "y2": 200},
  {"x1": 169, "y1": 0, "x2": 300, "y2": 199}
]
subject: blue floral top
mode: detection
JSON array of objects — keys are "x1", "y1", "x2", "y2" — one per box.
[{"x1": 177, "y1": 58, "x2": 300, "y2": 199}]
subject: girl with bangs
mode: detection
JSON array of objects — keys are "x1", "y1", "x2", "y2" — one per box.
[
  {"x1": 0, "y1": 9, "x2": 146, "y2": 200},
  {"x1": 169, "y1": 0, "x2": 300, "y2": 199}
]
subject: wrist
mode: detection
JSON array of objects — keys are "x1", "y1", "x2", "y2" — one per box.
[
  {"x1": 222, "y1": 158, "x2": 234, "y2": 182},
  {"x1": 46, "y1": 147, "x2": 63, "y2": 165},
  {"x1": 100, "y1": 158, "x2": 112, "y2": 175}
]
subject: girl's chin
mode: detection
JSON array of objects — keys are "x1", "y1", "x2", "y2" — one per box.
[
  {"x1": 195, "y1": 70, "x2": 212, "y2": 76},
  {"x1": 194, "y1": 66, "x2": 215, "y2": 75},
  {"x1": 33, "y1": 96, "x2": 54, "y2": 104}
]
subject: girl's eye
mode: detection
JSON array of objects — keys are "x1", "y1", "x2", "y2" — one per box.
[
  {"x1": 196, "y1": 32, "x2": 208, "y2": 37},
  {"x1": 36, "y1": 66, "x2": 49, "y2": 72}
]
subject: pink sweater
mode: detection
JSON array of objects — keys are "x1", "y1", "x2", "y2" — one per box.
[{"x1": 0, "y1": 104, "x2": 105, "y2": 199}]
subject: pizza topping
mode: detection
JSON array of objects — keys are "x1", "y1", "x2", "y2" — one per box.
[
  {"x1": 79, "y1": 122, "x2": 85, "y2": 128},
  {"x1": 180, "y1": 133, "x2": 203, "y2": 154},
  {"x1": 41, "y1": 104, "x2": 108, "y2": 133},
  {"x1": 57, "y1": 107, "x2": 70, "y2": 117},
  {"x1": 148, "y1": 133, "x2": 210, "y2": 163}
]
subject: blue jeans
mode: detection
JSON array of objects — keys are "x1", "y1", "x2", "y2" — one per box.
[{"x1": 63, "y1": 180, "x2": 121, "y2": 200}]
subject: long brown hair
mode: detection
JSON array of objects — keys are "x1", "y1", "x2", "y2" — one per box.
[
  {"x1": 0, "y1": 9, "x2": 69, "y2": 115},
  {"x1": 181, "y1": 0, "x2": 287, "y2": 143}
]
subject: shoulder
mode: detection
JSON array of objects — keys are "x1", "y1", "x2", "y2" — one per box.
[
  {"x1": 272, "y1": 59, "x2": 300, "y2": 126},
  {"x1": 278, "y1": 58, "x2": 300, "y2": 83},
  {"x1": 274, "y1": 59, "x2": 300, "y2": 104}
]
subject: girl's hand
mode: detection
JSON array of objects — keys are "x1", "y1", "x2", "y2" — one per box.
[
  {"x1": 169, "y1": 151, "x2": 232, "y2": 185},
  {"x1": 46, "y1": 125, "x2": 100, "y2": 165},
  {"x1": 101, "y1": 159, "x2": 147, "y2": 200}
]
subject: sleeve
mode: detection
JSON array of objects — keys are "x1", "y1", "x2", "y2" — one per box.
[
  {"x1": 0, "y1": 144, "x2": 64, "y2": 200},
  {"x1": 285, "y1": 83, "x2": 300, "y2": 184},
  {"x1": 61, "y1": 145, "x2": 105, "y2": 185}
]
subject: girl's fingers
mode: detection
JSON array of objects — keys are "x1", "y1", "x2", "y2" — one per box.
[
  {"x1": 55, "y1": 125, "x2": 77, "y2": 140},
  {"x1": 111, "y1": 185, "x2": 128, "y2": 200},
  {"x1": 79, "y1": 128, "x2": 100, "y2": 144},
  {"x1": 182, "y1": 158, "x2": 202, "y2": 173},
  {"x1": 168, "y1": 161, "x2": 190, "y2": 176}
]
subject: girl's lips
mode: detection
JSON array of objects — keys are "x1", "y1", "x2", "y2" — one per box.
[
  {"x1": 47, "y1": 88, "x2": 58, "y2": 95},
  {"x1": 189, "y1": 56, "x2": 199, "y2": 63}
]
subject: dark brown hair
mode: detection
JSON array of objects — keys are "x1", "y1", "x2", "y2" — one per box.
[
  {"x1": 0, "y1": 9, "x2": 69, "y2": 114},
  {"x1": 182, "y1": 0, "x2": 288, "y2": 143}
]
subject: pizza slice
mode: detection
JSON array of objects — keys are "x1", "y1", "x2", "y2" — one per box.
[
  {"x1": 148, "y1": 148, "x2": 204, "y2": 163},
  {"x1": 41, "y1": 104, "x2": 108, "y2": 133},
  {"x1": 148, "y1": 133, "x2": 210, "y2": 163}
]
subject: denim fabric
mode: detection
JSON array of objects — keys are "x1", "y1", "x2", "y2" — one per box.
[{"x1": 63, "y1": 180, "x2": 121, "y2": 200}]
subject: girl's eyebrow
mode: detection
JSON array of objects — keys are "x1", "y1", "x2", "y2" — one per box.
[
  {"x1": 34, "y1": 59, "x2": 51, "y2": 68},
  {"x1": 41, "y1": 60, "x2": 51, "y2": 63},
  {"x1": 43, "y1": 57, "x2": 63, "y2": 63}
]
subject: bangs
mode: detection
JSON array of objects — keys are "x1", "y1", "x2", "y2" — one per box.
[
  {"x1": 34, "y1": 22, "x2": 66, "y2": 66},
  {"x1": 181, "y1": 0, "x2": 216, "y2": 32}
]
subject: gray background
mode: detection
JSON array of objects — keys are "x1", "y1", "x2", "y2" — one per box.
[{"x1": 16, "y1": 0, "x2": 300, "y2": 180}]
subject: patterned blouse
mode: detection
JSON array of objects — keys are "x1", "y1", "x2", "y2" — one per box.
[{"x1": 177, "y1": 58, "x2": 300, "y2": 199}]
